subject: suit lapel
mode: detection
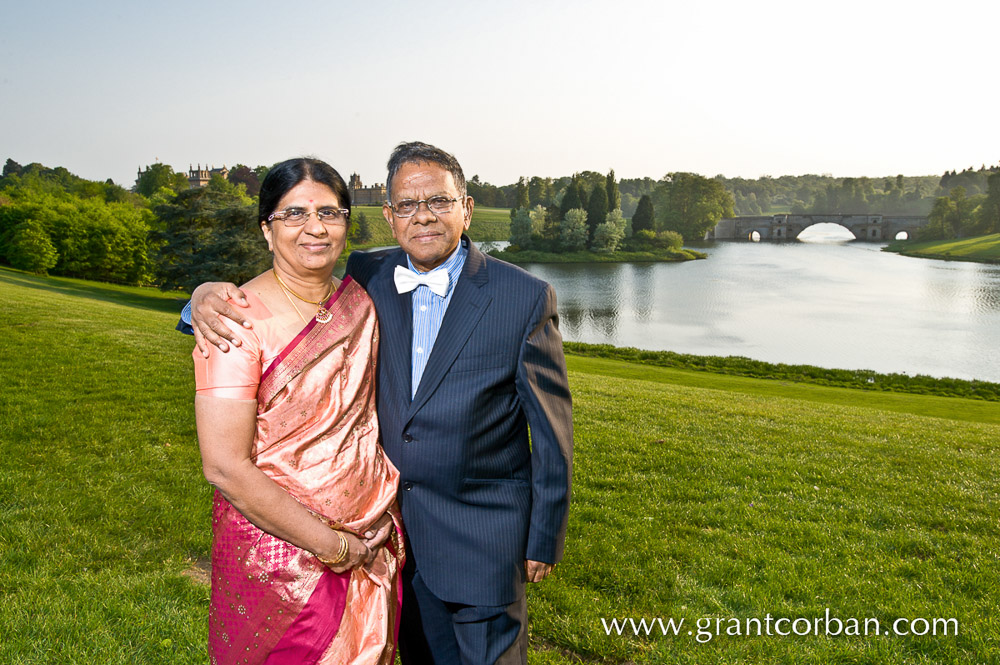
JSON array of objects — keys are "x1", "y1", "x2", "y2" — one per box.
[
  {"x1": 375, "y1": 251, "x2": 413, "y2": 404},
  {"x1": 406, "y1": 240, "x2": 492, "y2": 420}
]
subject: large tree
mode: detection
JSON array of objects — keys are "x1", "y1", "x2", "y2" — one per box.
[
  {"x1": 922, "y1": 186, "x2": 982, "y2": 239},
  {"x1": 975, "y1": 172, "x2": 1000, "y2": 235},
  {"x1": 924, "y1": 196, "x2": 956, "y2": 239},
  {"x1": 467, "y1": 175, "x2": 504, "y2": 208},
  {"x1": 528, "y1": 176, "x2": 551, "y2": 207},
  {"x1": 228, "y1": 164, "x2": 262, "y2": 197},
  {"x1": 631, "y1": 194, "x2": 655, "y2": 233},
  {"x1": 606, "y1": 169, "x2": 621, "y2": 212},
  {"x1": 515, "y1": 177, "x2": 529, "y2": 210},
  {"x1": 135, "y1": 163, "x2": 188, "y2": 198},
  {"x1": 509, "y1": 207, "x2": 533, "y2": 248},
  {"x1": 5, "y1": 218, "x2": 58, "y2": 273},
  {"x1": 653, "y1": 172, "x2": 734, "y2": 241},
  {"x1": 152, "y1": 176, "x2": 270, "y2": 291},
  {"x1": 559, "y1": 176, "x2": 584, "y2": 218},
  {"x1": 351, "y1": 210, "x2": 373, "y2": 244},
  {"x1": 586, "y1": 186, "x2": 609, "y2": 246},
  {"x1": 3, "y1": 158, "x2": 23, "y2": 178}
]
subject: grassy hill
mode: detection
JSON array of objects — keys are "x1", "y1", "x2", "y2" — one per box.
[
  {"x1": 884, "y1": 233, "x2": 1000, "y2": 263},
  {"x1": 351, "y1": 204, "x2": 510, "y2": 248},
  {"x1": 1, "y1": 266, "x2": 997, "y2": 664}
]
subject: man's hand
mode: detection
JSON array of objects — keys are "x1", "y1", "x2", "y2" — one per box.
[
  {"x1": 525, "y1": 560, "x2": 554, "y2": 583},
  {"x1": 359, "y1": 512, "x2": 395, "y2": 551},
  {"x1": 191, "y1": 282, "x2": 251, "y2": 357}
]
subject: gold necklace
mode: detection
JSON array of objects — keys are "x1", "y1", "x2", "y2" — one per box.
[{"x1": 272, "y1": 269, "x2": 335, "y2": 323}]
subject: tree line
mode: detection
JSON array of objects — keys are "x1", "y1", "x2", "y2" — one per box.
[
  {"x1": 495, "y1": 164, "x2": 998, "y2": 248},
  {"x1": 0, "y1": 159, "x2": 280, "y2": 289},
  {"x1": 0, "y1": 160, "x2": 156, "y2": 283},
  {"x1": 921, "y1": 172, "x2": 1000, "y2": 239},
  {"x1": 469, "y1": 169, "x2": 996, "y2": 221},
  {"x1": 3, "y1": 158, "x2": 997, "y2": 287}
]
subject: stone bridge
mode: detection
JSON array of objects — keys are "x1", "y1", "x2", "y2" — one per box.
[{"x1": 707, "y1": 214, "x2": 929, "y2": 241}]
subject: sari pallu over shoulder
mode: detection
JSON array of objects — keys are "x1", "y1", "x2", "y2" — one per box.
[{"x1": 209, "y1": 277, "x2": 403, "y2": 665}]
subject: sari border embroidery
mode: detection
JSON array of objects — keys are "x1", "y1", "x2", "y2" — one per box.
[
  {"x1": 261, "y1": 275, "x2": 355, "y2": 384},
  {"x1": 258, "y1": 277, "x2": 362, "y2": 405}
]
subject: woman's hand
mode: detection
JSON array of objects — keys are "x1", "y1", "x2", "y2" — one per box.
[
  {"x1": 320, "y1": 531, "x2": 374, "y2": 573},
  {"x1": 360, "y1": 512, "x2": 395, "y2": 552},
  {"x1": 191, "y1": 281, "x2": 252, "y2": 356}
]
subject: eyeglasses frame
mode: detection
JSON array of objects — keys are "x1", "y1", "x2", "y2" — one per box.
[
  {"x1": 267, "y1": 208, "x2": 351, "y2": 227},
  {"x1": 386, "y1": 196, "x2": 464, "y2": 218}
]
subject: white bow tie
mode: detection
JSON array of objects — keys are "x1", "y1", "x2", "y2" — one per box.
[{"x1": 394, "y1": 265, "x2": 450, "y2": 297}]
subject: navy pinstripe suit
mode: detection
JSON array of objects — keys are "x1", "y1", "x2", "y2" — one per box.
[{"x1": 345, "y1": 237, "x2": 573, "y2": 608}]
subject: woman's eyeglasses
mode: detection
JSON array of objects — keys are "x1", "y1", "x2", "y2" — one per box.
[{"x1": 267, "y1": 208, "x2": 350, "y2": 226}]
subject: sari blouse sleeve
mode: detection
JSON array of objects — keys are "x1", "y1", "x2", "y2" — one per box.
[{"x1": 192, "y1": 315, "x2": 262, "y2": 400}]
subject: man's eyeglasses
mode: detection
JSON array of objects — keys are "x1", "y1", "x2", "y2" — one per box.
[
  {"x1": 388, "y1": 196, "x2": 461, "y2": 218},
  {"x1": 267, "y1": 208, "x2": 350, "y2": 226}
]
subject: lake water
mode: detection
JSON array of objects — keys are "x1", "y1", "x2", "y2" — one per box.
[{"x1": 510, "y1": 227, "x2": 1000, "y2": 383}]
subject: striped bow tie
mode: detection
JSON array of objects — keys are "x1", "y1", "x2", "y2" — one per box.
[{"x1": 394, "y1": 265, "x2": 450, "y2": 297}]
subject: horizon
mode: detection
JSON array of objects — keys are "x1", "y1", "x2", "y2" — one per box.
[
  {"x1": 12, "y1": 157, "x2": 988, "y2": 192},
  {"x1": 2, "y1": 1, "x2": 996, "y2": 189}
]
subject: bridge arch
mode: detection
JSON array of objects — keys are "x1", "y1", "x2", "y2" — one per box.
[
  {"x1": 796, "y1": 222, "x2": 857, "y2": 242},
  {"x1": 710, "y1": 214, "x2": 929, "y2": 242}
]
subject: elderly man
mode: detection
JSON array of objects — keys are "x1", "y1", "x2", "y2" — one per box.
[{"x1": 186, "y1": 142, "x2": 573, "y2": 664}]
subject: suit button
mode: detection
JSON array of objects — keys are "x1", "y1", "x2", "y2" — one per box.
[
  {"x1": 403, "y1": 433, "x2": 413, "y2": 443},
  {"x1": 403, "y1": 482, "x2": 413, "y2": 491}
]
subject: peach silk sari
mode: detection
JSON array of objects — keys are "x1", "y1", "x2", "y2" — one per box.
[{"x1": 193, "y1": 277, "x2": 403, "y2": 665}]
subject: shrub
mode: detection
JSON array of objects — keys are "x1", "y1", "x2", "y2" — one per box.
[
  {"x1": 559, "y1": 208, "x2": 589, "y2": 252},
  {"x1": 6, "y1": 219, "x2": 58, "y2": 273}
]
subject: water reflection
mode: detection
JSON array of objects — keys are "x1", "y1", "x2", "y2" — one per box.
[
  {"x1": 533, "y1": 264, "x2": 623, "y2": 343},
  {"x1": 628, "y1": 264, "x2": 655, "y2": 322}
]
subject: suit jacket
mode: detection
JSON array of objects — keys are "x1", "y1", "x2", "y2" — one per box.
[{"x1": 345, "y1": 238, "x2": 573, "y2": 606}]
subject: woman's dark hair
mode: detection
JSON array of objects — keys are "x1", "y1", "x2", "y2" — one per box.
[{"x1": 258, "y1": 158, "x2": 351, "y2": 223}]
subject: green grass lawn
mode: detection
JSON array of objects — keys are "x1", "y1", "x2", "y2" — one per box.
[
  {"x1": 351, "y1": 204, "x2": 511, "y2": 248},
  {"x1": 884, "y1": 233, "x2": 1000, "y2": 263},
  {"x1": 1, "y1": 266, "x2": 998, "y2": 664}
]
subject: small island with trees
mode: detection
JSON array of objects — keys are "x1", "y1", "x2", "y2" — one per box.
[{"x1": 488, "y1": 169, "x2": 725, "y2": 264}]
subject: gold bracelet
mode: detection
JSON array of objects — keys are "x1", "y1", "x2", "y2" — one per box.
[{"x1": 317, "y1": 531, "x2": 348, "y2": 567}]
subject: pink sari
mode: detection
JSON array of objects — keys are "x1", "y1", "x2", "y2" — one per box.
[{"x1": 197, "y1": 278, "x2": 403, "y2": 665}]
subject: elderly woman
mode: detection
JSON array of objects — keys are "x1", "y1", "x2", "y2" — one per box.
[{"x1": 193, "y1": 158, "x2": 402, "y2": 665}]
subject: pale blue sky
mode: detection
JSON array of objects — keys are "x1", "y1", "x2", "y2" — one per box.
[{"x1": 1, "y1": 0, "x2": 996, "y2": 189}]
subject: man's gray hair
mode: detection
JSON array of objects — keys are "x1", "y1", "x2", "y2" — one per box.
[{"x1": 385, "y1": 141, "x2": 467, "y2": 202}]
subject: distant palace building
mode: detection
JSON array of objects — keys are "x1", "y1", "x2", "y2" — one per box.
[
  {"x1": 188, "y1": 164, "x2": 229, "y2": 188},
  {"x1": 349, "y1": 173, "x2": 386, "y2": 206}
]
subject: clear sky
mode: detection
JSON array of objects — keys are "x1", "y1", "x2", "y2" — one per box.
[{"x1": 1, "y1": 0, "x2": 996, "y2": 189}]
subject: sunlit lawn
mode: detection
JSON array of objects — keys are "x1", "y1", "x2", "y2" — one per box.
[
  {"x1": 1, "y1": 266, "x2": 997, "y2": 664},
  {"x1": 886, "y1": 233, "x2": 1000, "y2": 262}
]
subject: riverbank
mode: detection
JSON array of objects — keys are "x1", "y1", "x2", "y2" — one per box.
[
  {"x1": 565, "y1": 342, "x2": 1000, "y2": 402},
  {"x1": 2, "y1": 267, "x2": 998, "y2": 664},
  {"x1": 488, "y1": 247, "x2": 706, "y2": 264},
  {"x1": 883, "y1": 233, "x2": 1000, "y2": 263}
]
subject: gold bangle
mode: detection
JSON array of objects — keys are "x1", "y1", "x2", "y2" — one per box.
[{"x1": 318, "y1": 531, "x2": 348, "y2": 567}]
